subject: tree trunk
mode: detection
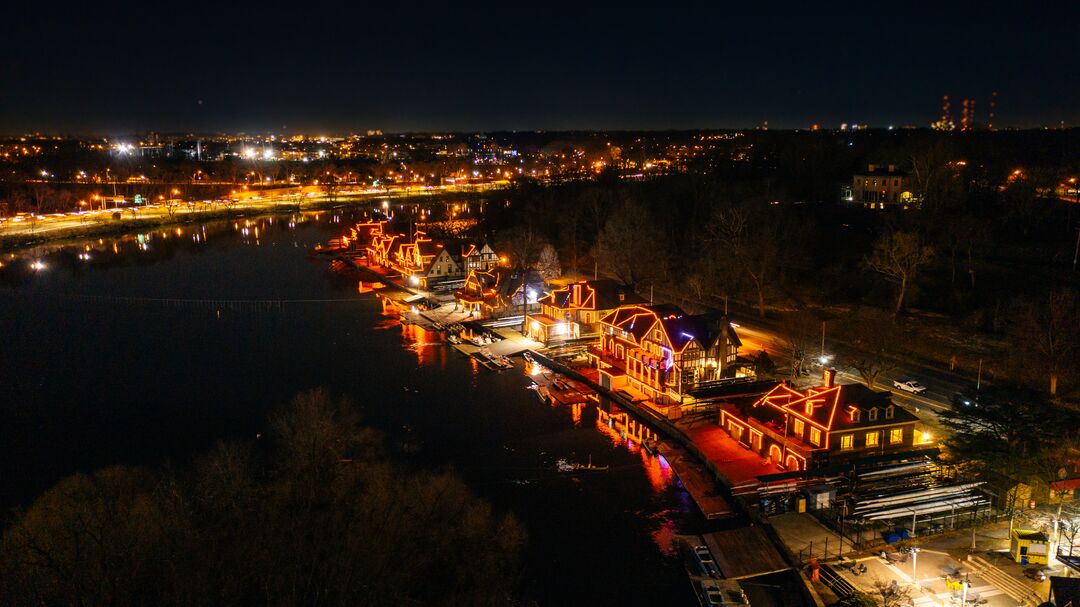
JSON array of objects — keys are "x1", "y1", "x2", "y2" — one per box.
[
  {"x1": 950, "y1": 245, "x2": 957, "y2": 286},
  {"x1": 894, "y1": 276, "x2": 907, "y2": 316},
  {"x1": 967, "y1": 244, "x2": 976, "y2": 289},
  {"x1": 1050, "y1": 373, "x2": 1058, "y2": 395}
]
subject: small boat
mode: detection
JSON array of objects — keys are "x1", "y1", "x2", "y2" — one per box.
[
  {"x1": 534, "y1": 385, "x2": 551, "y2": 404},
  {"x1": 447, "y1": 334, "x2": 461, "y2": 344},
  {"x1": 642, "y1": 438, "x2": 658, "y2": 455},
  {"x1": 557, "y1": 455, "x2": 608, "y2": 473}
]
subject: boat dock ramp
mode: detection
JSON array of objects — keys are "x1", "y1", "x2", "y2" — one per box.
[{"x1": 656, "y1": 441, "x2": 736, "y2": 520}]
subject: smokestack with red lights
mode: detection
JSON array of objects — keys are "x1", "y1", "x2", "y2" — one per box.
[{"x1": 823, "y1": 367, "x2": 836, "y2": 388}]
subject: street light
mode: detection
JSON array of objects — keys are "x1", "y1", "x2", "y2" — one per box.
[{"x1": 911, "y1": 547, "x2": 920, "y2": 582}]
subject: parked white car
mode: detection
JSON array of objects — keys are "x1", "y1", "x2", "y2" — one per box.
[{"x1": 893, "y1": 379, "x2": 927, "y2": 394}]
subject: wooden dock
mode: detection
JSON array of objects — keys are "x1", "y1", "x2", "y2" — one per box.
[
  {"x1": 657, "y1": 441, "x2": 736, "y2": 519},
  {"x1": 702, "y1": 526, "x2": 790, "y2": 579},
  {"x1": 529, "y1": 370, "x2": 592, "y2": 406}
]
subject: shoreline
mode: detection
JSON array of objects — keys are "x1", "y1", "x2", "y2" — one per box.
[{"x1": 0, "y1": 184, "x2": 508, "y2": 252}]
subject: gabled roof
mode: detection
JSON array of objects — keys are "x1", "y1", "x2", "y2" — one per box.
[
  {"x1": 1051, "y1": 576, "x2": 1080, "y2": 607},
  {"x1": 780, "y1": 385, "x2": 843, "y2": 430},
  {"x1": 495, "y1": 268, "x2": 544, "y2": 298},
  {"x1": 750, "y1": 381, "x2": 915, "y2": 432},
  {"x1": 658, "y1": 311, "x2": 738, "y2": 352},
  {"x1": 540, "y1": 279, "x2": 646, "y2": 311},
  {"x1": 600, "y1": 303, "x2": 739, "y2": 353},
  {"x1": 417, "y1": 239, "x2": 442, "y2": 257},
  {"x1": 591, "y1": 280, "x2": 646, "y2": 309},
  {"x1": 600, "y1": 305, "x2": 663, "y2": 343},
  {"x1": 753, "y1": 383, "x2": 807, "y2": 411}
]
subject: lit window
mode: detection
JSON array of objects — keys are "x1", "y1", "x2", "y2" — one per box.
[
  {"x1": 866, "y1": 431, "x2": 879, "y2": 447},
  {"x1": 840, "y1": 434, "x2": 853, "y2": 450},
  {"x1": 810, "y1": 427, "x2": 821, "y2": 446},
  {"x1": 890, "y1": 428, "x2": 903, "y2": 444},
  {"x1": 793, "y1": 419, "x2": 804, "y2": 437}
]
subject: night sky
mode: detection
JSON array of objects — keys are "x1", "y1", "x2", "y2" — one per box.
[{"x1": 2, "y1": 2, "x2": 1078, "y2": 134}]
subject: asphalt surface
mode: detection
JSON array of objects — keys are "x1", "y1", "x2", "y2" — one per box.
[{"x1": 733, "y1": 321, "x2": 975, "y2": 426}]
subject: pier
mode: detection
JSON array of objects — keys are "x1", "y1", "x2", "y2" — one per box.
[{"x1": 656, "y1": 441, "x2": 736, "y2": 519}]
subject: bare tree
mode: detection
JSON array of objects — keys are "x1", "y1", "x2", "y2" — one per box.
[
  {"x1": 556, "y1": 198, "x2": 583, "y2": 277},
  {"x1": 535, "y1": 243, "x2": 561, "y2": 280},
  {"x1": 705, "y1": 202, "x2": 797, "y2": 318},
  {"x1": 777, "y1": 310, "x2": 826, "y2": 382},
  {"x1": 1011, "y1": 289, "x2": 1080, "y2": 395},
  {"x1": 320, "y1": 169, "x2": 341, "y2": 202},
  {"x1": 593, "y1": 199, "x2": 669, "y2": 290},
  {"x1": 497, "y1": 225, "x2": 548, "y2": 332},
  {"x1": 866, "y1": 231, "x2": 934, "y2": 316},
  {"x1": 164, "y1": 196, "x2": 181, "y2": 219},
  {"x1": 845, "y1": 317, "x2": 902, "y2": 390},
  {"x1": 872, "y1": 579, "x2": 914, "y2": 607}
]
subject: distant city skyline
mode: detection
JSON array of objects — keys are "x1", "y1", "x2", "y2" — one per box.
[{"x1": 3, "y1": 2, "x2": 1078, "y2": 134}]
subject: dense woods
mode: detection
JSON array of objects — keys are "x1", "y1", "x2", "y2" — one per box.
[{"x1": 0, "y1": 389, "x2": 524, "y2": 606}]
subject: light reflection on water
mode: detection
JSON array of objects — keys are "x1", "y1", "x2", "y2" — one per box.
[{"x1": 0, "y1": 202, "x2": 699, "y2": 606}]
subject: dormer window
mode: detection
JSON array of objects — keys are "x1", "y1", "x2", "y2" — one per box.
[
  {"x1": 885, "y1": 405, "x2": 894, "y2": 419},
  {"x1": 868, "y1": 408, "x2": 878, "y2": 421},
  {"x1": 849, "y1": 407, "x2": 860, "y2": 423},
  {"x1": 805, "y1": 402, "x2": 814, "y2": 415}
]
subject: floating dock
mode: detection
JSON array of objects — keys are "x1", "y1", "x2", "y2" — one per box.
[
  {"x1": 657, "y1": 441, "x2": 736, "y2": 519},
  {"x1": 529, "y1": 368, "x2": 593, "y2": 406}
]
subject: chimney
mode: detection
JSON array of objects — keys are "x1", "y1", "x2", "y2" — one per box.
[
  {"x1": 618, "y1": 291, "x2": 625, "y2": 302},
  {"x1": 823, "y1": 367, "x2": 836, "y2": 388}
]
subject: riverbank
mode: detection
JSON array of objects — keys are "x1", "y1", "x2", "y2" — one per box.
[
  {"x1": 0, "y1": 183, "x2": 507, "y2": 251},
  {"x1": 0, "y1": 208, "x2": 697, "y2": 605}
]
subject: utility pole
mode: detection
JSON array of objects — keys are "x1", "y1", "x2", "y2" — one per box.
[
  {"x1": 1072, "y1": 225, "x2": 1079, "y2": 271},
  {"x1": 821, "y1": 321, "x2": 826, "y2": 360},
  {"x1": 976, "y1": 359, "x2": 983, "y2": 391}
]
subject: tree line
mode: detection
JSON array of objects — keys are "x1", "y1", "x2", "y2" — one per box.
[
  {"x1": 488, "y1": 139, "x2": 1080, "y2": 395},
  {"x1": 0, "y1": 389, "x2": 525, "y2": 606}
]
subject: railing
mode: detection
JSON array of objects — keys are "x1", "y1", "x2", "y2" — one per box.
[
  {"x1": 965, "y1": 555, "x2": 1042, "y2": 607},
  {"x1": 795, "y1": 536, "x2": 851, "y2": 565},
  {"x1": 817, "y1": 565, "x2": 859, "y2": 598}
]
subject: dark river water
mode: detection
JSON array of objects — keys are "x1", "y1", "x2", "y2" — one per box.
[{"x1": 0, "y1": 205, "x2": 699, "y2": 605}]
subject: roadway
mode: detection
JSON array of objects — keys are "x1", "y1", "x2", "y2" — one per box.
[
  {"x1": 0, "y1": 182, "x2": 511, "y2": 243},
  {"x1": 733, "y1": 321, "x2": 973, "y2": 428}
]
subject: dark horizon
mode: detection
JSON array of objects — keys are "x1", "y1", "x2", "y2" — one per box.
[{"x1": 3, "y1": 2, "x2": 1079, "y2": 134}]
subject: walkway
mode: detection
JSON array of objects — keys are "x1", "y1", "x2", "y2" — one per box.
[{"x1": 684, "y1": 423, "x2": 783, "y2": 486}]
